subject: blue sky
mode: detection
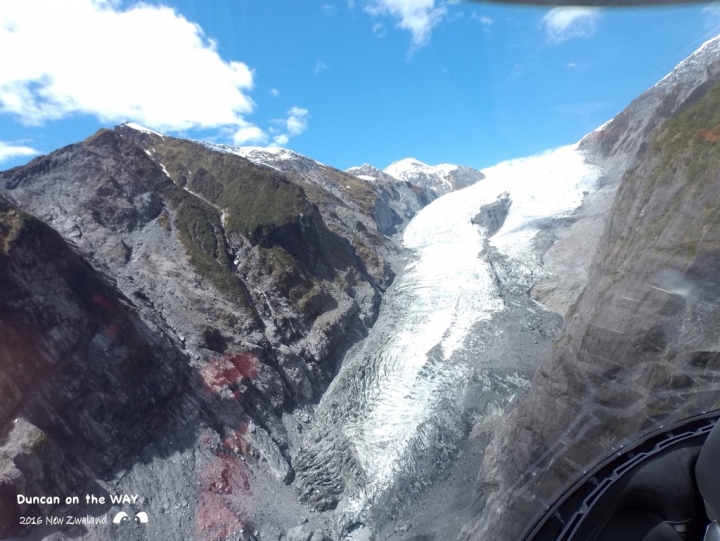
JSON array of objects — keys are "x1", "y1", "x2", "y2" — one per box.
[{"x1": 1, "y1": 0, "x2": 718, "y2": 172}]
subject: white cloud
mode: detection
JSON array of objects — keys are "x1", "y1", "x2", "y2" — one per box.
[
  {"x1": 233, "y1": 126, "x2": 266, "y2": 145},
  {"x1": 364, "y1": 0, "x2": 446, "y2": 51},
  {"x1": 472, "y1": 13, "x2": 493, "y2": 26},
  {"x1": 272, "y1": 134, "x2": 290, "y2": 146},
  {"x1": 271, "y1": 107, "x2": 309, "y2": 147},
  {"x1": 542, "y1": 7, "x2": 601, "y2": 42},
  {"x1": 270, "y1": 88, "x2": 280, "y2": 97},
  {"x1": 0, "y1": 0, "x2": 263, "y2": 143},
  {"x1": 322, "y1": 4, "x2": 337, "y2": 16},
  {"x1": 0, "y1": 141, "x2": 40, "y2": 163},
  {"x1": 314, "y1": 60, "x2": 329, "y2": 75},
  {"x1": 704, "y1": 3, "x2": 720, "y2": 36},
  {"x1": 286, "y1": 107, "x2": 309, "y2": 136}
]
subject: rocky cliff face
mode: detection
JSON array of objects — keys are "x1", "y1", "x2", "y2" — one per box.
[
  {"x1": 470, "y1": 48, "x2": 720, "y2": 541},
  {"x1": 0, "y1": 195, "x2": 196, "y2": 538},
  {"x1": 580, "y1": 36, "x2": 720, "y2": 167},
  {"x1": 5, "y1": 33, "x2": 720, "y2": 541},
  {"x1": 0, "y1": 124, "x2": 429, "y2": 540},
  {"x1": 532, "y1": 35, "x2": 720, "y2": 319}
]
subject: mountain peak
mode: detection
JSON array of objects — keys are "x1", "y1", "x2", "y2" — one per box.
[
  {"x1": 381, "y1": 158, "x2": 483, "y2": 194},
  {"x1": 197, "y1": 142, "x2": 326, "y2": 170},
  {"x1": 121, "y1": 122, "x2": 165, "y2": 138},
  {"x1": 655, "y1": 32, "x2": 720, "y2": 91}
]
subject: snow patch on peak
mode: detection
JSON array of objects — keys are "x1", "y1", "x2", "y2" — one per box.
[
  {"x1": 197, "y1": 141, "x2": 324, "y2": 167},
  {"x1": 655, "y1": 32, "x2": 720, "y2": 90},
  {"x1": 234, "y1": 146, "x2": 299, "y2": 160},
  {"x1": 383, "y1": 157, "x2": 481, "y2": 194},
  {"x1": 384, "y1": 157, "x2": 427, "y2": 177},
  {"x1": 122, "y1": 122, "x2": 164, "y2": 137},
  {"x1": 434, "y1": 162, "x2": 460, "y2": 176},
  {"x1": 385, "y1": 158, "x2": 460, "y2": 179},
  {"x1": 346, "y1": 163, "x2": 395, "y2": 183},
  {"x1": 594, "y1": 118, "x2": 613, "y2": 132}
]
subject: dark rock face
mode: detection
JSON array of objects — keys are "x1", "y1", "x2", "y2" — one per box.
[
  {"x1": 471, "y1": 72, "x2": 720, "y2": 541},
  {"x1": 369, "y1": 181, "x2": 436, "y2": 236},
  {"x1": 471, "y1": 193, "x2": 511, "y2": 237},
  {"x1": 446, "y1": 165, "x2": 487, "y2": 191},
  {"x1": 0, "y1": 126, "x2": 403, "y2": 539},
  {"x1": 0, "y1": 196, "x2": 194, "y2": 537}
]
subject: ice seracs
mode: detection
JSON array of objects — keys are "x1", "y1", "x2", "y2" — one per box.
[{"x1": 335, "y1": 141, "x2": 603, "y2": 521}]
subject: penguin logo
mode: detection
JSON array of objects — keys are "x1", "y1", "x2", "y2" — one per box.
[{"x1": 112, "y1": 511, "x2": 148, "y2": 524}]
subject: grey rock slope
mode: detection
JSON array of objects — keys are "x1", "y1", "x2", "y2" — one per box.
[
  {"x1": 580, "y1": 35, "x2": 720, "y2": 166},
  {"x1": 470, "y1": 42, "x2": 720, "y2": 541},
  {"x1": 0, "y1": 195, "x2": 196, "y2": 539},
  {"x1": 0, "y1": 125, "x2": 436, "y2": 540},
  {"x1": 532, "y1": 35, "x2": 720, "y2": 318},
  {"x1": 0, "y1": 195, "x2": 335, "y2": 541}
]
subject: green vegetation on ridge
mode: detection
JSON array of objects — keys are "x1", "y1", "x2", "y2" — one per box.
[
  {"x1": 607, "y1": 75, "x2": 720, "y2": 271},
  {"x1": 104, "y1": 135, "x2": 251, "y2": 307},
  {"x1": 115, "y1": 128, "x2": 355, "y2": 323},
  {"x1": 135, "y1": 137, "x2": 313, "y2": 239}
]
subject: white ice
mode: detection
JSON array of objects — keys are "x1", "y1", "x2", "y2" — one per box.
[{"x1": 342, "y1": 143, "x2": 602, "y2": 514}]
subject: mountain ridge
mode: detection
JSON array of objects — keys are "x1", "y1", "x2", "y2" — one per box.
[
  {"x1": 348, "y1": 156, "x2": 485, "y2": 196},
  {"x1": 469, "y1": 32, "x2": 720, "y2": 541},
  {"x1": 3, "y1": 31, "x2": 720, "y2": 541},
  {"x1": 0, "y1": 124, "x2": 409, "y2": 540}
]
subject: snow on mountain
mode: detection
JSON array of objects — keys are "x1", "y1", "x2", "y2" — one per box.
[
  {"x1": 383, "y1": 157, "x2": 484, "y2": 194},
  {"x1": 384, "y1": 157, "x2": 454, "y2": 183},
  {"x1": 655, "y1": 34, "x2": 720, "y2": 90},
  {"x1": 197, "y1": 143, "x2": 324, "y2": 171},
  {"x1": 122, "y1": 122, "x2": 165, "y2": 137},
  {"x1": 346, "y1": 163, "x2": 397, "y2": 183}
]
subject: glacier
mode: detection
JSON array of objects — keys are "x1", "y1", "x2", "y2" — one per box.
[{"x1": 330, "y1": 142, "x2": 603, "y2": 522}]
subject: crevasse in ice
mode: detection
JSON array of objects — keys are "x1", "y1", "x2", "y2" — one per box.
[{"x1": 341, "y1": 143, "x2": 603, "y2": 516}]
